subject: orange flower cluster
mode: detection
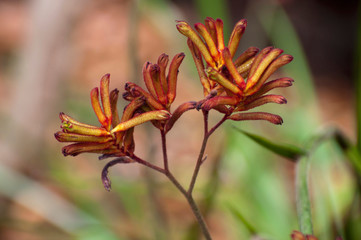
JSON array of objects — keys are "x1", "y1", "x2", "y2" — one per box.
[
  {"x1": 54, "y1": 17, "x2": 294, "y2": 189},
  {"x1": 55, "y1": 74, "x2": 171, "y2": 157},
  {"x1": 177, "y1": 17, "x2": 294, "y2": 124}
]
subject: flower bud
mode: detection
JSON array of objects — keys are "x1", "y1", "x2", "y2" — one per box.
[
  {"x1": 111, "y1": 110, "x2": 171, "y2": 133},
  {"x1": 61, "y1": 120, "x2": 110, "y2": 136},
  {"x1": 90, "y1": 87, "x2": 108, "y2": 128},
  {"x1": 222, "y1": 47, "x2": 245, "y2": 89},
  {"x1": 215, "y1": 19, "x2": 225, "y2": 53},
  {"x1": 206, "y1": 68, "x2": 242, "y2": 95},
  {"x1": 62, "y1": 142, "x2": 116, "y2": 156},
  {"x1": 201, "y1": 96, "x2": 238, "y2": 111},
  {"x1": 236, "y1": 94, "x2": 287, "y2": 111},
  {"x1": 164, "y1": 101, "x2": 196, "y2": 132},
  {"x1": 157, "y1": 53, "x2": 169, "y2": 94},
  {"x1": 248, "y1": 77, "x2": 294, "y2": 100},
  {"x1": 248, "y1": 46, "x2": 273, "y2": 77},
  {"x1": 150, "y1": 64, "x2": 167, "y2": 105},
  {"x1": 143, "y1": 62, "x2": 158, "y2": 99},
  {"x1": 187, "y1": 39, "x2": 210, "y2": 95},
  {"x1": 125, "y1": 82, "x2": 164, "y2": 110},
  {"x1": 167, "y1": 53, "x2": 185, "y2": 105},
  {"x1": 246, "y1": 54, "x2": 293, "y2": 96},
  {"x1": 55, "y1": 131, "x2": 113, "y2": 143},
  {"x1": 236, "y1": 57, "x2": 255, "y2": 76},
  {"x1": 204, "y1": 17, "x2": 217, "y2": 44},
  {"x1": 195, "y1": 23, "x2": 219, "y2": 60},
  {"x1": 228, "y1": 19, "x2": 247, "y2": 58},
  {"x1": 246, "y1": 48, "x2": 284, "y2": 91},
  {"x1": 110, "y1": 88, "x2": 120, "y2": 127},
  {"x1": 123, "y1": 128, "x2": 135, "y2": 154},
  {"x1": 234, "y1": 46, "x2": 259, "y2": 67},
  {"x1": 176, "y1": 21, "x2": 215, "y2": 68},
  {"x1": 100, "y1": 73, "x2": 112, "y2": 130},
  {"x1": 59, "y1": 112, "x2": 97, "y2": 129},
  {"x1": 228, "y1": 112, "x2": 283, "y2": 125}
]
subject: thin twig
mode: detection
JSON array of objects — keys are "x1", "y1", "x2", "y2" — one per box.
[
  {"x1": 161, "y1": 130, "x2": 169, "y2": 172},
  {"x1": 188, "y1": 111, "x2": 210, "y2": 195},
  {"x1": 188, "y1": 112, "x2": 229, "y2": 195},
  {"x1": 131, "y1": 155, "x2": 165, "y2": 174}
]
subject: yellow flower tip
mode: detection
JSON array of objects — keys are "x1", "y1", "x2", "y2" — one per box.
[
  {"x1": 236, "y1": 19, "x2": 247, "y2": 28},
  {"x1": 54, "y1": 131, "x2": 64, "y2": 142},
  {"x1": 280, "y1": 54, "x2": 294, "y2": 63},
  {"x1": 59, "y1": 112, "x2": 66, "y2": 121},
  {"x1": 101, "y1": 73, "x2": 110, "y2": 81},
  {"x1": 155, "y1": 109, "x2": 171, "y2": 120},
  {"x1": 176, "y1": 20, "x2": 192, "y2": 35},
  {"x1": 158, "y1": 53, "x2": 169, "y2": 65}
]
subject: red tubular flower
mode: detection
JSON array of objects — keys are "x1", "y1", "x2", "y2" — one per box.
[{"x1": 177, "y1": 17, "x2": 294, "y2": 125}]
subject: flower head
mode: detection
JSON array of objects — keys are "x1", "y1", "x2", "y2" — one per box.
[
  {"x1": 177, "y1": 17, "x2": 294, "y2": 125},
  {"x1": 55, "y1": 74, "x2": 171, "y2": 157},
  {"x1": 122, "y1": 53, "x2": 196, "y2": 132},
  {"x1": 123, "y1": 53, "x2": 185, "y2": 110}
]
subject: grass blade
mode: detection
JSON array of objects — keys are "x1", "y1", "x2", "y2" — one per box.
[{"x1": 234, "y1": 127, "x2": 306, "y2": 161}]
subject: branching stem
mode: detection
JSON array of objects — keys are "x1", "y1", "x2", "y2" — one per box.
[{"x1": 133, "y1": 112, "x2": 229, "y2": 240}]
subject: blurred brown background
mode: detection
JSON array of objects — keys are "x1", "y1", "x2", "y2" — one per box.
[{"x1": 0, "y1": 0, "x2": 359, "y2": 239}]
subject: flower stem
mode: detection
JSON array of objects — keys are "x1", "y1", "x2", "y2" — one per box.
[
  {"x1": 132, "y1": 155, "x2": 165, "y2": 174},
  {"x1": 188, "y1": 112, "x2": 228, "y2": 194},
  {"x1": 188, "y1": 111, "x2": 210, "y2": 194},
  {"x1": 161, "y1": 130, "x2": 169, "y2": 172},
  {"x1": 160, "y1": 128, "x2": 212, "y2": 240},
  {"x1": 165, "y1": 171, "x2": 212, "y2": 240}
]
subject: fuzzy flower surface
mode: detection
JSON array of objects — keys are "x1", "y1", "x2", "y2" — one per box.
[{"x1": 177, "y1": 17, "x2": 294, "y2": 125}]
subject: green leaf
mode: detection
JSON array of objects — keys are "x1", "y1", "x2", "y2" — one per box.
[
  {"x1": 233, "y1": 127, "x2": 306, "y2": 161},
  {"x1": 227, "y1": 203, "x2": 257, "y2": 235},
  {"x1": 295, "y1": 155, "x2": 313, "y2": 235}
]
